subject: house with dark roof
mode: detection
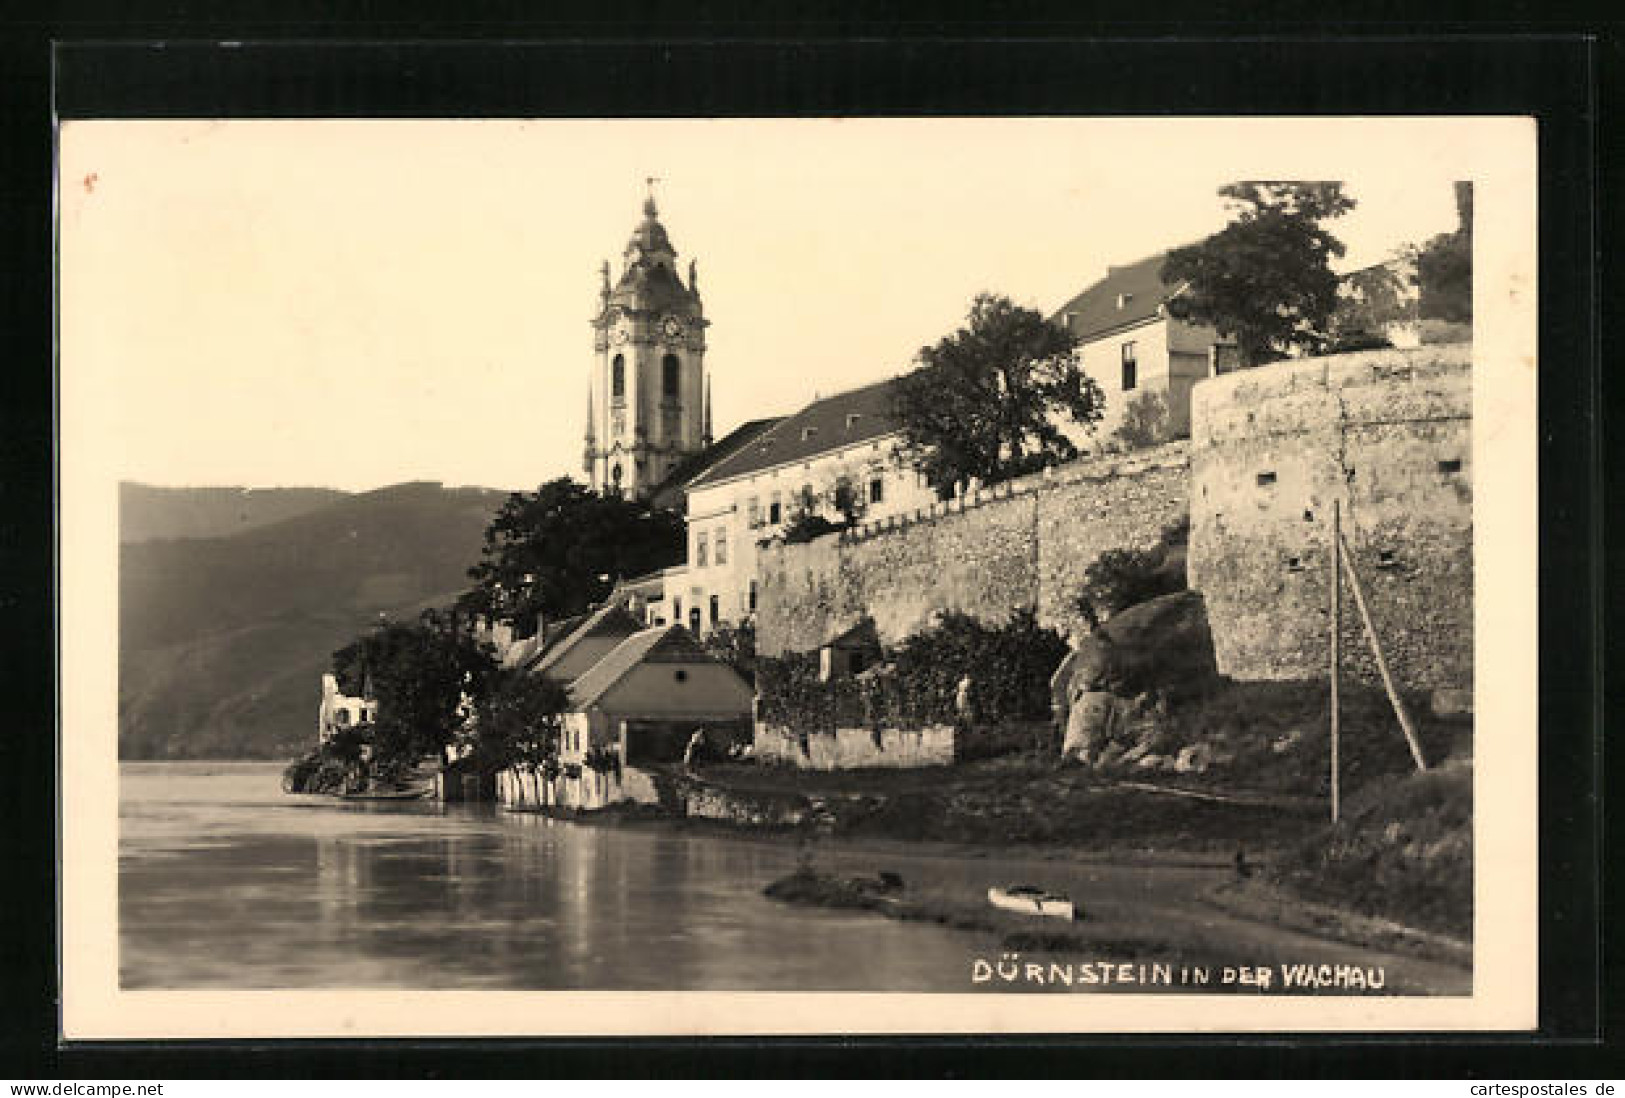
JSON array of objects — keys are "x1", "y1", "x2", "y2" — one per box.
[
  {"x1": 495, "y1": 624, "x2": 755, "y2": 812},
  {"x1": 1048, "y1": 251, "x2": 1228, "y2": 439},
  {"x1": 649, "y1": 378, "x2": 941, "y2": 636}
]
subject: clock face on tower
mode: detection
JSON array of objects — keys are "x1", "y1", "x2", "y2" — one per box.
[{"x1": 661, "y1": 315, "x2": 684, "y2": 341}]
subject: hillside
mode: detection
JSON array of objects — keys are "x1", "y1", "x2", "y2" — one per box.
[
  {"x1": 120, "y1": 483, "x2": 350, "y2": 543},
  {"x1": 118, "y1": 481, "x2": 510, "y2": 759}
]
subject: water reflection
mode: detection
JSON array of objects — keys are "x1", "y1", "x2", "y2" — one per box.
[{"x1": 120, "y1": 763, "x2": 995, "y2": 990}]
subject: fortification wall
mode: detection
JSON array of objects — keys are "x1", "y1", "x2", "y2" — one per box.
[
  {"x1": 756, "y1": 443, "x2": 1189, "y2": 655},
  {"x1": 1187, "y1": 344, "x2": 1473, "y2": 695}
]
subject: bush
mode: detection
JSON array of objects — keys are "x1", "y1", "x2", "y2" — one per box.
[
  {"x1": 781, "y1": 512, "x2": 840, "y2": 545},
  {"x1": 756, "y1": 609, "x2": 1067, "y2": 741},
  {"x1": 1075, "y1": 548, "x2": 1178, "y2": 628},
  {"x1": 1112, "y1": 391, "x2": 1178, "y2": 450}
]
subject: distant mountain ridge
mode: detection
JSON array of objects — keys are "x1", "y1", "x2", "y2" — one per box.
[
  {"x1": 120, "y1": 483, "x2": 351, "y2": 543},
  {"x1": 119, "y1": 481, "x2": 513, "y2": 760}
]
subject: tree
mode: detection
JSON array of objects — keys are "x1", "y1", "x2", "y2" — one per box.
[
  {"x1": 1112, "y1": 391, "x2": 1176, "y2": 451},
  {"x1": 828, "y1": 473, "x2": 867, "y2": 527},
  {"x1": 461, "y1": 477, "x2": 685, "y2": 629},
  {"x1": 890, "y1": 293, "x2": 1105, "y2": 496},
  {"x1": 468, "y1": 669, "x2": 570, "y2": 777},
  {"x1": 1414, "y1": 181, "x2": 1472, "y2": 326},
  {"x1": 1161, "y1": 182, "x2": 1356, "y2": 368},
  {"x1": 331, "y1": 609, "x2": 497, "y2": 773}
]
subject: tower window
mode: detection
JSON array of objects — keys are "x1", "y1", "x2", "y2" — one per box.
[
  {"x1": 662, "y1": 354, "x2": 680, "y2": 400},
  {"x1": 1121, "y1": 342, "x2": 1138, "y2": 391},
  {"x1": 611, "y1": 355, "x2": 625, "y2": 402}
]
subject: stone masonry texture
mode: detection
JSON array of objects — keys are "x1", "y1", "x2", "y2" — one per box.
[
  {"x1": 1186, "y1": 344, "x2": 1472, "y2": 694},
  {"x1": 756, "y1": 443, "x2": 1190, "y2": 655}
]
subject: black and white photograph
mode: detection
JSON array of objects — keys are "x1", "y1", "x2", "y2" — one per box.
[{"x1": 57, "y1": 115, "x2": 1539, "y2": 1038}]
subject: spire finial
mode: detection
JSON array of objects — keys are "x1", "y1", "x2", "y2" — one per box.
[{"x1": 643, "y1": 176, "x2": 661, "y2": 217}]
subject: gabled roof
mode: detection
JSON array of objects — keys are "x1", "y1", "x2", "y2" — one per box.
[
  {"x1": 528, "y1": 603, "x2": 642, "y2": 675},
  {"x1": 648, "y1": 416, "x2": 786, "y2": 512},
  {"x1": 1049, "y1": 252, "x2": 1183, "y2": 344},
  {"x1": 686, "y1": 378, "x2": 904, "y2": 490},
  {"x1": 566, "y1": 624, "x2": 717, "y2": 709}
]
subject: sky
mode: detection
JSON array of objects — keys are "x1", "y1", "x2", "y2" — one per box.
[{"x1": 61, "y1": 117, "x2": 1479, "y2": 492}]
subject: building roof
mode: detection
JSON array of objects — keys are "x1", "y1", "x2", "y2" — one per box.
[
  {"x1": 566, "y1": 624, "x2": 719, "y2": 709},
  {"x1": 647, "y1": 416, "x2": 785, "y2": 512},
  {"x1": 685, "y1": 378, "x2": 905, "y2": 490},
  {"x1": 1049, "y1": 251, "x2": 1185, "y2": 344},
  {"x1": 527, "y1": 602, "x2": 643, "y2": 675}
]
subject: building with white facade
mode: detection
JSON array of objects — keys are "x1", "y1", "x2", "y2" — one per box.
[
  {"x1": 641, "y1": 379, "x2": 939, "y2": 636},
  {"x1": 1049, "y1": 251, "x2": 1226, "y2": 440}
]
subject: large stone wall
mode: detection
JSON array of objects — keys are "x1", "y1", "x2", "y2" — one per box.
[
  {"x1": 756, "y1": 443, "x2": 1189, "y2": 655},
  {"x1": 1187, "y1": 344, "x2": 1472, "y2": 695}
]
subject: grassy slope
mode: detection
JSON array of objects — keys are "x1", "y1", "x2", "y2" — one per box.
[{"x1": 118, "y1": 482, "x2": 508, "y2": 759}]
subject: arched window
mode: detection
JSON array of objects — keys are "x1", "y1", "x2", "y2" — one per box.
[
  {"x1": 612, "y1": 354, "x2": 625, "y2": 402},
  {"x1": 662, "y1": 354, "x2": 680, "y2": 400}
]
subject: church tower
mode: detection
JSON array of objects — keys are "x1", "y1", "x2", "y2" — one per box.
[{"x1": 584, "y1": 187, "x2": 711, "y2": 501}]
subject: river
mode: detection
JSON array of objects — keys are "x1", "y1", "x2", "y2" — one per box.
[
  {"x1": 119, "y1": 761, "x2": 996, "y2": 990},
  {"x1": 120, "y1": 762, "x2": 1470, "y2": 995}
]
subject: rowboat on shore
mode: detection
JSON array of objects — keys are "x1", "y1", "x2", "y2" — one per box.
[{"x1": 987, "y1": 885, "x2": 1078, "y2": 921}]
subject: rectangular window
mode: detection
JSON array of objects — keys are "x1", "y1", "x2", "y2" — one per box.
[
  {"x1": 709, "y1": 595, "x2": 719, "y2": 624},
  {"x1": 769, "y1": 493, "x2": 782, "y2": 524},
  {"x1": 715, "y1": 527, "x2": 728, "y2": 565},
  {"x1": 748, "y1": 579, "x2": 758, "y2": 612},
  {"x1": 746, "y1": 496, "x2": 761, "y2": 527},
  {"x1": 695, "y1": 533, "x2": 708, "y2": 568},
  {"x1": 869, "y1": 477, "x2": 884, "y2": 505},
  {"x1": 1121, "y1": 341, "x2": 1138, "y2": 391}
]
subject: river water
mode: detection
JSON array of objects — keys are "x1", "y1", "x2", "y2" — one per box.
[{"x1": 119, "y1": 761, "x2": 997, "y2": 990}]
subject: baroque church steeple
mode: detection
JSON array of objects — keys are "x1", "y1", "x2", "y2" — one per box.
[{"x1": 583, "y1": 185, "x2": 710, "y2": 501}]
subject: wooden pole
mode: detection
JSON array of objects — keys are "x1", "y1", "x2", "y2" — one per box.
[
  {"x1": 1338, "y1": 529, "x2": 1428, "y2": 772},
  {"x1": 1330, "y1": 500, "x2": 1341, "y2": 824}
]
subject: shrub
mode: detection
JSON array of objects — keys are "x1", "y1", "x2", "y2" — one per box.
[
  {"x1": 781, "y1": 512, "x2": 840, "y2": 545},
  {"x1": 1112, "y1": 391, "x2": 1178, "y2": 450},
  {"x1": 756, "y1": 609, "x2": 1067, "y2": 741},
  {"x1": 1075, "y1": 548, "x2": 1177, "y2": 628}
]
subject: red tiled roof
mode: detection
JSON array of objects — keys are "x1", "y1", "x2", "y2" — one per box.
[{"x1": 685, "y1": 378, "x2": 904, "y2": 490}]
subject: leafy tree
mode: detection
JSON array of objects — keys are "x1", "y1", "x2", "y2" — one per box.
[
  {"x1": 1414, "y1": 181, "x2": 1472, "y2": 326},
  {"x1": 1327, "y1": 262, "x2": 1412, "y2": 352},
  {"x1": 702, "y1": 619, "x2": 757, "y2": 682},
  {"x1": 468, "y1": 668, "x2": 570, "y2": 776},
  {"x1": 1161, "y1": 182, "x2": 1356, "y2": 367},
  {"x1": 461, "y1": 477, "x2": 684, "y2": 629},
  {"x1": 828, "y1": 473, "x2": 867, "y2": 527},
  {"x1": 1112, "y1": 391, "x2": 1176, "y2": 451},
  {"x1": 780, "y1": 483, "x2": 839, "y2": 544},
  {"x1": 332, "y1": 609, "x2": 496, "y2": 772},
  {"x1": 891, "y1": 293, "x2": 1105, "y2": 496}
]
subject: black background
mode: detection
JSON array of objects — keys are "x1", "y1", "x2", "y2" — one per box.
[{"x1": 2, "y1": 12, "x2": 1613, "y2": 1080}]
